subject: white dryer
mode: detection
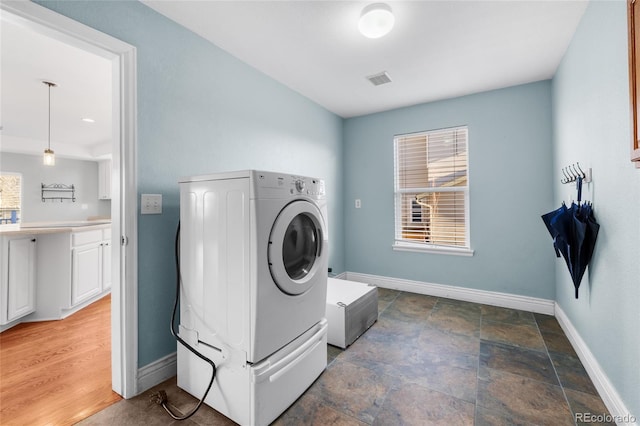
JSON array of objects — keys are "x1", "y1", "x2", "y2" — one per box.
[{"x1": 177, "y1": 170, "x2": 329, "y2": 425}]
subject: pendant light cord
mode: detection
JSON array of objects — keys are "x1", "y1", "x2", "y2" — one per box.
[
  {"x1": 47, "y1": 83, "x2": 51, "y2": 151},
  {"x1": 43, "y1": 81, "x2": 56, "y2": 161}
]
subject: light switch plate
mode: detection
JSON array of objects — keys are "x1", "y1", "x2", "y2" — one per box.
[{"x1": 141, "y1": 194, "x2": 162, "y2": 214}]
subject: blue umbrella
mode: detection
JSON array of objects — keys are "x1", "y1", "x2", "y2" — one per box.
[
  {"x1": 573, "y1": 201, "x2": 600, "y2": 293},
  {"x1": 541, "y1": 203, "x2": 567, "y2": 258},
  {"x1": 541, "y1": 177, "x2": 599, "y2": 298}
]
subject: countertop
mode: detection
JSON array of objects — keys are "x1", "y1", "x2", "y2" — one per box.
[{"x1": 0, "y1": 220, "x2": 112, "y2": 236}]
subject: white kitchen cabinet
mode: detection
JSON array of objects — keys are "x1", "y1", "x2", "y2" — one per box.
[
  {"x1": 71, "y1": 228, "x2": 113, "y2": 306},
  {"x1": 72, "y1": 242, "x2": 102, "y2": 306},
  {"x1": 101, "y1": 228, "x2": 111, "y2": 291},
  {"x1": 1, "y1": 235, "x2": 37, "y2": 325},
  {"x1": 29, "y1": 225, "x2": 111, "y2": 322},
  {"x1": 98, "y1": 160, "x2": 112, "y2": 200}
]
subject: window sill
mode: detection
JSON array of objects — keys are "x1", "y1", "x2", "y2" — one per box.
[{"x1": 392, "y1": 242, "x2": 475, "y2": 257}]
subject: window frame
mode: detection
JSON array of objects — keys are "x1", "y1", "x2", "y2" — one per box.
[
  {"x1": 392, "y1": 126, "x2": 474, "y2": 256},
  {"x1": 628, "y1": 0, "x2": 640, "y2": 165},
  {"x1": 0, "y1": 171, "x2": 23, "y2": 230}
]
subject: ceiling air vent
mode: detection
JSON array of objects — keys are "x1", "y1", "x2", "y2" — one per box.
[{"x1": 366, "y1": 71, "x2": 392, "y2": 86}]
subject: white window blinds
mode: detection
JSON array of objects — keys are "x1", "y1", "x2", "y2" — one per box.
[{"x1": 394, "y1": 126, "x2": 470, "y2": 250}]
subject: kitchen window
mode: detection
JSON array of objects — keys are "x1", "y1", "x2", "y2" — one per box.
[
  {"x1": 0, "y1": 172, "x2": 22, "y2": 227},
  {"x1": 393, "y1": 126, "x2": 473, "y2": 256}
]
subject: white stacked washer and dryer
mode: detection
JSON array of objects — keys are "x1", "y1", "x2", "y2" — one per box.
[{"x1": 177, "y1": 170, "x2": 329, "y2": 425}]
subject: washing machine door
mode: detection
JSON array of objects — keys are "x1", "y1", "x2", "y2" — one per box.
[{"x1": 268, "y1": 200, "x2": 327, "y2": 295}]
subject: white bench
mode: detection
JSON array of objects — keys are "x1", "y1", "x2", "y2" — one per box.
[{"x1": 326, "y1": 278, "x2": 378, "y2": 348}]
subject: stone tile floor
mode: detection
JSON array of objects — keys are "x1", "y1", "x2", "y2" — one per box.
[{"x1": 79, "y1": 288, "x2": 613, "y2": 425}]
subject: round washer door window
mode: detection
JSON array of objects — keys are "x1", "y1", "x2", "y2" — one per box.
[{"x1": 268, "y1": 200, "x2": 326, "y2": 295}]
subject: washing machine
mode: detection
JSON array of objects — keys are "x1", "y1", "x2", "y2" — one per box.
[{"x1": 177, "y1": 170, "x2": 329, "y2": 425}]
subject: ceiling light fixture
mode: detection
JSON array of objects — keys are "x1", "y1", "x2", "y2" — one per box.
[
  {"x1": 358, "y1": 3, "x2": 395, "y2": 39},
  {"x1": 42, "y1": 81, "x2": 57, "y2": 166},
  {"x1": 81, "y1": 117, "x2": 95, "y2": 123}
]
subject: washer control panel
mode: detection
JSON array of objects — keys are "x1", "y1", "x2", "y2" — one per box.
[
  {"x1": 291, "y1": 176, "x2": 324, "y2": 196},
  {"x1": 256, "y1": 171, "x2": 325, "y2": 198}
]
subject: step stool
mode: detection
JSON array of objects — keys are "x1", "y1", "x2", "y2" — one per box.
[{"x1": 326, "y1": 277, "x2": 378, "y2": 348}]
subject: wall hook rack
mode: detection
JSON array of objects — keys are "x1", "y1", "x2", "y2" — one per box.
[
  {"x1": 41, "y1": 183, "x2": 76, "y2": 202},
  {"x1": 560, "y1": 162, "x2": 592, "y2": 184}
]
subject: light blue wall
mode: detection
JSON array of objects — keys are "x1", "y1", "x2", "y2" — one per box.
[
  {"x1": 34, "y1": 4, "x2": 639, "y2": 417},
  {"x1": 37, "y1": 1, "x2": 344, "y2": 367},
  {"x1": 343, "y1": 81, "x2": 555, "y2": 299},
  {"x1": 552, "y1": 0, "x2": 640, "y2": 418},
  {"x1": 0, "y1": 152, "x2": 110, "y2": 222}
]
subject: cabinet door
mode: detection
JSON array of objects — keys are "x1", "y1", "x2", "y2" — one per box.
[
  {"x1": 72, "y1": 243, "x2": 102, "y2": 306},
  {"x1": 102, "y1": 240, "x2": 112, "y2": 291},
  {"x1": 98, "y1": 160, "x2": 112, "y2": 200},
  {"x1": 6, "y1": 237, "x2": 36, "y2": 322}
]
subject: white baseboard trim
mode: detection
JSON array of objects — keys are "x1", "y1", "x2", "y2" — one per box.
[
  {"x1": 137, "y1": 351, "x2": 177, "y2": 394},
  {"x1": 344, "y1": 271, "x2": 555, "y2": 315},
  {"x1": 555, "y1": 304, "x2": 638, "y2": 426}
]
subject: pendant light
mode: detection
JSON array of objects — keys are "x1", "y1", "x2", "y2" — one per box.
[{"x1": 43, "y1": 81, "x2": 57, "y2": 166}]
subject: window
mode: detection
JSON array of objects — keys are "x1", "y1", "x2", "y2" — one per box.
[
  {"x1": 0, "y1": 172, "x2": 22, "y2": 227},
  {"x1": 393, "y1": 127, "x2": 472, "y2": 255}
]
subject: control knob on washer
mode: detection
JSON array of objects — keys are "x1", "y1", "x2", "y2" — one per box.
[{"x1": 295, "y1": 180, "x2": 305, "y2": 193}]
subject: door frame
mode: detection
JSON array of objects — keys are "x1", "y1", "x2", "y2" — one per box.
[{"x1": 0, "y1": 1, "x2": 139, "y2": 398}]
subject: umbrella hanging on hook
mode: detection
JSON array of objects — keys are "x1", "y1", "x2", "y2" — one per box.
[{"x1": 541, "y1": 171, "x2": 600, "y2": 298}]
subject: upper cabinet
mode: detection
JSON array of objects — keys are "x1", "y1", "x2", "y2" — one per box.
[
  {"x1": 628, "y1": 0, "x2": 640, "y2": 166},
  {"x1": 98, "y1": 160, "x2": 112, "y2": 200}
]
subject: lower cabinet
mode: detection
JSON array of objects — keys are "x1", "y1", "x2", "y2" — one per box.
[
  {"x1": 25, "y1": 226, "x2": 111, "y2": 323},
  {"x1": 72, "y1": 242, "x2": 102, "y2": 306},
  {"x1": 71, "y1": 228, "x2": 110, "y2": 307},
  {"x1": 102, "y1": 230, "x2": 111, "y2": 291},
  {"x1": 0, "y1": 235, "x2": 37, "y2": 325}
]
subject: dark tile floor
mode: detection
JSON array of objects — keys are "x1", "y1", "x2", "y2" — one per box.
[{"x1": 79, "y1": 288, "x2": 613, "y2": 425}]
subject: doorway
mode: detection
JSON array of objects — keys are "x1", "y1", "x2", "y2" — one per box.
[{"x1": 0, "y1": 1, "x2": 137, "y2": 400}]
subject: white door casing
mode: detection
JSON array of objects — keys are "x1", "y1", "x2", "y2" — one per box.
[{"x1": 0, "y1": 1, "x2": 139, "y2": 398}]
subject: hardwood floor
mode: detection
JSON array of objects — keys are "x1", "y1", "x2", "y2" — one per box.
[{"x1": 0, "y1": 295, "x2": 121, "y2": 426}]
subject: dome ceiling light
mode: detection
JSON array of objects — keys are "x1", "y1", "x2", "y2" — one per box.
[{"x1": 358, "y1": 3, "x2": 395, "y2": 39}]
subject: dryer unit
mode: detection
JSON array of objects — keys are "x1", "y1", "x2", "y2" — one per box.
[{"x1": 177, "y1": 170, "x2": 329, "y2": 425}]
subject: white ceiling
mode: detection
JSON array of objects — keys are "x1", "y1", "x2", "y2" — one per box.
[
  {"x1": 0, "y1": 15, "x2": 113, "y2": 161},
  {"x1": 142, "y1": 0, "x2": 588, "y2": 118},
  {"x1": 1, "y1": 1, "x2": 588, "y2": 160}
]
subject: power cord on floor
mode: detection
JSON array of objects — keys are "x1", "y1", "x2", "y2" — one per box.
[{"x1": 152, "y1": 221, "x2": 217, "y2": 421}]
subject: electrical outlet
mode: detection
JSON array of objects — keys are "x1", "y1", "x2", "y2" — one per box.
[
  {"x1": 355, "y1": 199, "x2": 361, "y2": 209},
  {"x1": 141, "y1": 194, "x2": 162, "y2": 214}
]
